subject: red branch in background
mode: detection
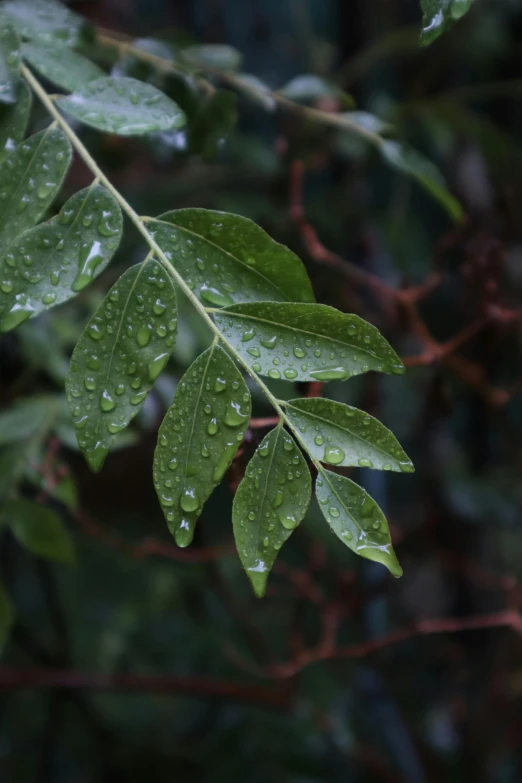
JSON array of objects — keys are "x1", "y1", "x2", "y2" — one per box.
[{"x1": 288, "y1": 159, "x2": 522, "y2": 407}]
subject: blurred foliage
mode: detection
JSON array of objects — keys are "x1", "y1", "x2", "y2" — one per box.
[{"x1": 2, "y1": 0, "x2": 522, "y2": 781}]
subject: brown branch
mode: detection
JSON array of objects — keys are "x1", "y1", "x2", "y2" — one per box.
[
  {"x1": 269, "y1": 609, "x2": 522, "y2": 678},
  {"x1": 0, "y1": 667, "x2": 291, "y2": 708}
]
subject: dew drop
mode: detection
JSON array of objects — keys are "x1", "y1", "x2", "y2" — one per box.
[{"x1": 323, "y1": 446, "x2": 345, "y2": 465}]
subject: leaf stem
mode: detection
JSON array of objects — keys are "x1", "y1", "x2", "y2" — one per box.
[
  {"x1": 95, "y1": 30, "x2": 382, "y2": 146},
  {"x1": 20, "y1": 64, "x2": 323, "y2": 473}
]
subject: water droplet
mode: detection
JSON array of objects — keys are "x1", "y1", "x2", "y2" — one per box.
[
  {"x1": 200, "y1": 284, "x2": 233, "y2": 307},
  {"x1": 98, "y1": 211, "x2": 120, "y2": 237},
  {"x1": 84, "y1": 377, "x2": 96, "y2": 391},
  {"x1": 100, "y1": 390, "x2": 116, "y2": 412},
  {"x1": 329, "y1": 507, "x2": 340, "y2": 518},
  {"x1": 0, "y1": 281, "x2": 13, "y2": 293},
  {"x1": 323, "y1": 446, "x2": 345, "y2": 465},
  {"x1": 88, "y1": 323, "x2": 104, "y2": 341},
  {"x1": 399, "y1": 461, "x2": 415, "y2": 473},
  {"x1": 310, "y1": 367, "x2": 350, "y2": 381},
  {"x1": 283, "y1": 369, "x2": 298, "y2": 380},
  {"x1": 180, "y1": 487, "x2": 199, "y2": 513},
  {"x1": 268, "y1": 369, "x2": 281, "y2": 379},
  {"x1": 148, "y1": 352, "x2": 169, "y2": 381},
  {"x1": 247, "y1": 347, "x2": 260, "y2": 358},
  {"x1": 258, "y1": 441, "x2": 270, "y2": 458},
  {"x1": 136, "y1": 324, "x2": 152, "y2": 347},
  {"x1": 214, "y1": 377, "x2": 227, "y2": 393},
  {"x1": 153, "y1": 299, "x2": 166, "y2": 316},
  {"x1": 358, "y1": 458, "x2": 373, "y2": 468},
  {"x1": 260, "y1": 336, "x2": 277, "y2": 349},
  {"x1": 241, "y1": 329, "x2": 255, "y2": 342},
  {"x1": 42, "y1": 292, "x2": 57, "y2": 305},
  {"x1": 207, "y1": 418, "x2": 218, "y2": 435},
  {"x1": 314, "y1": 435, "x2": 324, "y2": 446},
  {"x1": 224, "y1": 400, "x2": 248, "y2": 428},
  {"x1": 293, "y1": 346, "x2": 305, "y2": 358},
  {"x1": 72, "y1": 240, "x2": 104, "y2": 292},
  {"x1": 274, "y1": 490, "x2": 284, "y2": 508},
  {"x1": 278, "y1": 512, "x2": 298, "y2": 530}
]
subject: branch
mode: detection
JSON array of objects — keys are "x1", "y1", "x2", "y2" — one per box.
[{"x1": 0, "y1": 667, "x2": 291, "y2": 708}]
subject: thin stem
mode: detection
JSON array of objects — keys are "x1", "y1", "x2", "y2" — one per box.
[
  {"x1": 20, "y1": 64, "x2": 320, "y2": 468},
  {"x1": 95, "y1": 30, "x2": 382, "y2": 146}
]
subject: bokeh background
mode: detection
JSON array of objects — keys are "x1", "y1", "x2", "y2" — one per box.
[{"x1": 2, "y1": 0, "x2": 522, "y2": 780}]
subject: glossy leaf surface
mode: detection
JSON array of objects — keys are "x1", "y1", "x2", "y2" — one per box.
[
  {"x1": 285, "y1": 398, "x2": 414, "y2": 472},
  {"x1": 0, "y1": 184, "x2": 123, "y2": 332},
  {"x1": 233, "y1": 427, "x2": 311, "y2": 597},
  {"x1": 214, "y1": 302, "x2": 404, "y2": 382},
  {"x1": 57, "y1": 76, "x2": 187, "y2": 136},
  {"x1": 5, "y1": 497, "x2": 75, "y2": 564},
  {"x1": 0, "y1": 20, "x2": 20, "y2": 103},
  {"x1": 149, "y1": 209, "x2": 314, "y2": 307},
  {"x1": 66, "y1": 257, "x2": 177, "y2": 472},
  {"x1": 23, "y1": 40, "x2": 104, "y2": 93},
  {"x1": 0, "y1": 581, "x2": 13, "y2": 652},
  {"x1": 181, "y1": 44, "x2": 242, "y2": 71},
  {"x1": 379, "y1": 139, "x2": 463, "y2": 221},
  {"x1": 154, "y1": 343, "x2": 251, "y2": 547},
  {"x1": 0, "y1": 126, "x2": 72, "y2": 256},
  {"x1": 0, "y1": 80, "x2": 31, "y2": 162},
  {"x1": 316, "y1": 469, "x2": 402, "y2": 577},
  {"x1": 420, "y1": 0, "x2": 473, "y2": 45},
  {"x1": 1, "y1": 0, "x2": 90, "y2": 46}
]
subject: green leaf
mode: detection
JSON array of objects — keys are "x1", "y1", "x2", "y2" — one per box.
[
  {"x1": 57, "y1": 77, "x2": 187, "y2": 137},
  {"x1": 316, "y1": 469, "x2": 402, "y2": 577},
  {"x1": 1, "y1": 0, "x2": 91, "y2": 47},
  {"x1": 343, "y1": 111, "x2": 393, "y2": 135},
  {"x1": 188, "y1": 88, "x2": 237, "y2": 159},
  {"x1": 5, "y1": 498, "x2": 75, "y2": 564},
  {"x1": 154, "y1": 343, "x2": 251, "y2": 547},
  {"x1": 233, "y1": 427, "x2": 311, "y2": 598},
  {"x1": 214, "y1": 302, "x2": 404, "y2": 382},
  {"x1": 420, "y1": 0, "x2": 473, "y2": 45},
  {"x1": 0, "y1": 19, "x2": 21, "y2": 104},
  {"x1": 0, "y1": 184, "x2": 123, "y2": 332},
  {"x1": 181, "y1": 44, "x2": 242, "y2": 72},
  {"x1": 0, "y1": 126, "x2": 72, "y2": 256},
  {"x1": 280, "y1": 74, "x2": 355, "y2": 108},
  {"x1": 0, "y1": 396, "x2": 56, "y2": 445},
  {"x1": 66, "y1": 257, "x2": 177, "y2": 472},
  {"x1": 379, "y1": 139, "x2": 463, "y2": 221},
  {"x1": 285, "y1": 398, "x2": 414, "y2": 472},
  {"x1": 0, "y1": 581, "x2": 13, "y2": 653},
  {"x1": 0, "y1": 444, "x2": 27, "y2": 501},
  {"x1": 0, "y1": 79, "x2": 31, "y2": 162},
  {"x1": 22, "y1": 40, "x2": 104, "y2": 93},
  {"x1": 233, "y1": 74, "x2": 275, "y2": 110},
  {"x1": 148, "y1": 208, "x2": 314, "y2": 307}
]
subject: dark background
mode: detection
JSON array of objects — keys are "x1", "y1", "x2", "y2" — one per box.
[{"x1": 2, "y1": 0, "x2": 522, "y2": 780}]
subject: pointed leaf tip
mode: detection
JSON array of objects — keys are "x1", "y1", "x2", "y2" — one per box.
[
  {"x1": 316, "y1": 469, "x2": 402, "y2": 578},
  {"x1": 154, "y1": 343, "x2": 251, "y2": 545},
  {"x1": 233, "y1": 427, "x2": 311, "y2": 597}
]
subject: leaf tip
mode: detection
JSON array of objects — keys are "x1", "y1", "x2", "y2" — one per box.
[{"x1": 84, "y1": 444, "x2": 109, "y2": 473}]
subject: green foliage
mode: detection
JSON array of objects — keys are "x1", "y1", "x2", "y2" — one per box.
[
  {"x1": 233, "y1": 426, "x2": 311, "y2": 597},
  {"x1": 154, "y1": 343, "x2": 251, "y2": 546},
  {"x1": 4, "y1": 497, "x2": 75, "y2": 564},
  {"x1": 0, "y1": 0, "x2": 432, "y2": 603},
  {"x1": 420, "y1": 0, "x2": 474, "y2": 45}
]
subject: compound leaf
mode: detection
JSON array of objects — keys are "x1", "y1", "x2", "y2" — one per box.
[
  {"x1": 233, "y1": 427, "x2": 311, "y2": 597},
  {"x1": 5, "y1": 497, "x2": 75, "y2": 564},
  {"x1": 285, "y1": 397, "x2": 414, "y2": 472},
  {"x1": 66, "y1": 257, "x2": 177, "y2": 472},
  {"x1": 154, "y1": 343, "x2": 251, "y2": 547},
  {"x1": 316, "y1": 469, "x2": 402, "y2": 577},
  {"x1": 0, "y1": 184, "x2": 122, "y2": 332},
  {"x1": 149, "y1": 208, "x2": 314, "y2": 306},
  {"x1": 22, "y1": 40, "x2": 104, "y2": 93},
  {"x1": 57, "y1": 76, "x2": 187, "y2": 136},
  {"x1": 0, "y1": 126, "x2": 72, "y2": 256},
  {"x1": 214, "y1": 302, "x2": 404, "y2": 382}
]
